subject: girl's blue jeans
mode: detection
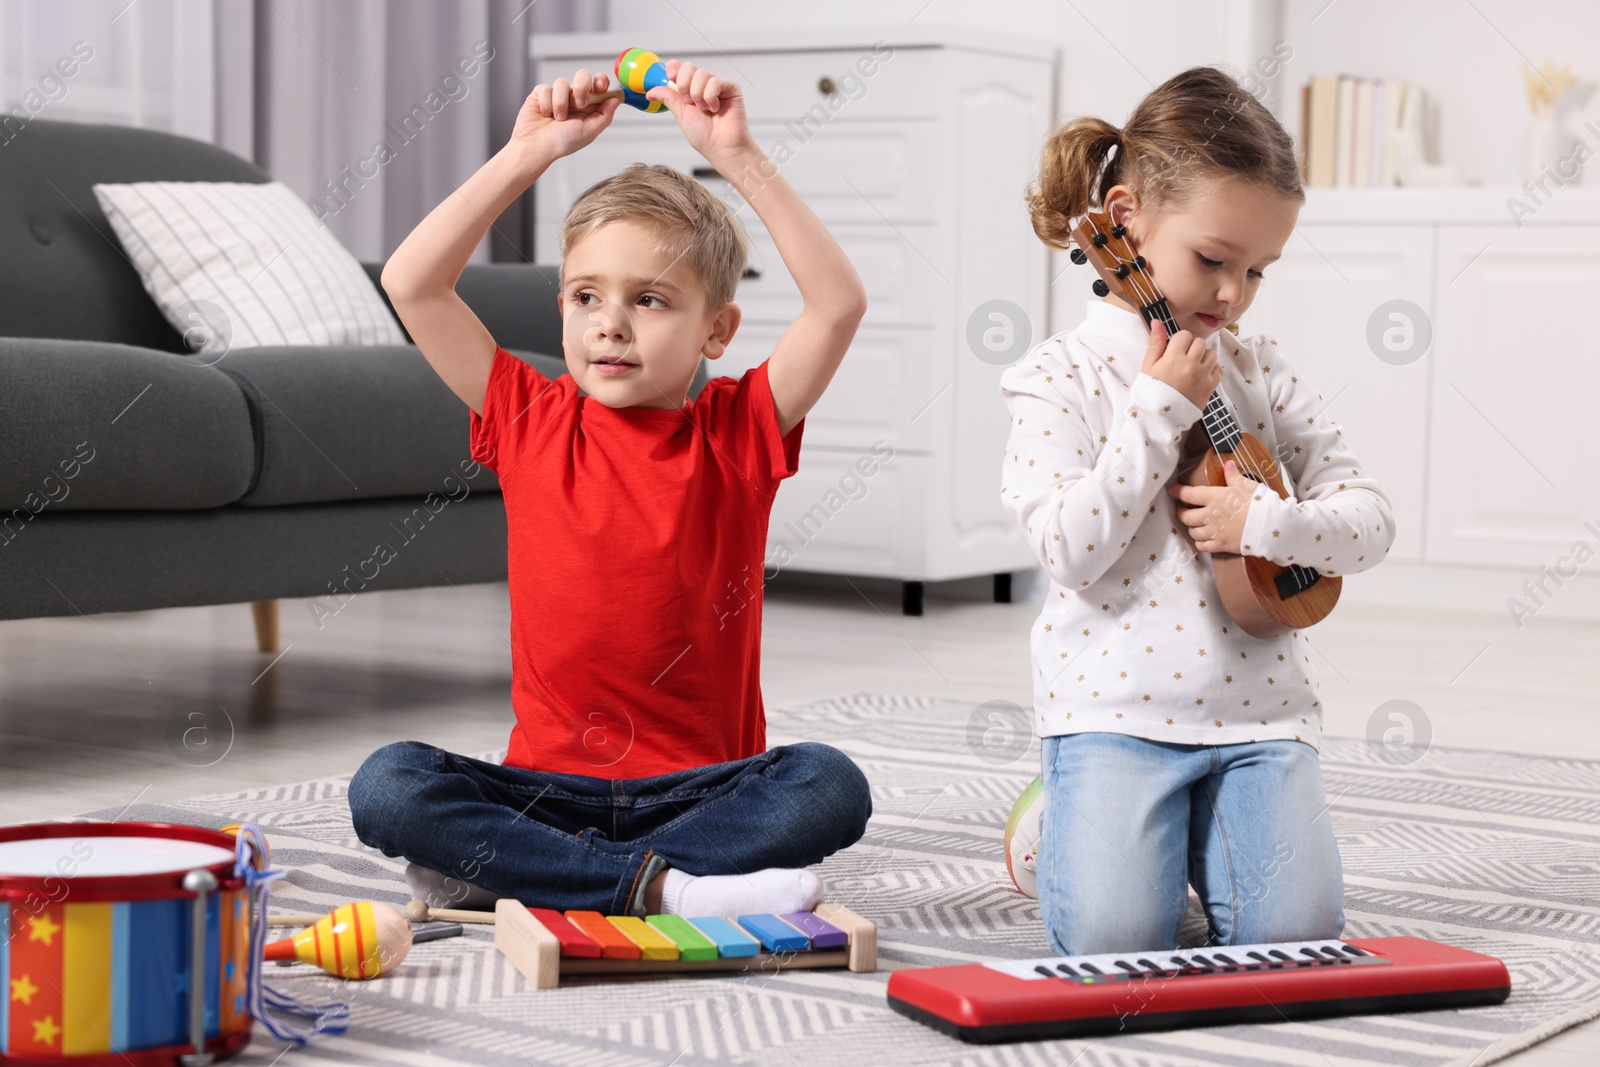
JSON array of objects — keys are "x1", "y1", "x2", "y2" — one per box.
[
  {"x1": 1039, "y1": 732, "x2": 1346, "y2": 955},
  {"x1": 348, "y1": 740, "x2": 872, "y2": 917}
]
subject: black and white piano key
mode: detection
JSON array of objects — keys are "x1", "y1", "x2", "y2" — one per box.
[{"x1": 986, "y1": 939, "x2": 1385, "y2": 983}]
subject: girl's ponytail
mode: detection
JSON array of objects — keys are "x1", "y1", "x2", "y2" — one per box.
[{"x1": 1026, "y1": 116, "x2": 1122, "y2": 251}]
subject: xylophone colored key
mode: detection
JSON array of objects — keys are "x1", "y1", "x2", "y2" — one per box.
[
  {"x1": 527, "y1": 908, "x2": 603, "y2": 958},
  {"x1": 564, "y1": 911, "x2": 641, "y2": 959},
  {"x1": 686, "y1": 916, "x2": 761, "y2": 957},
  {"x1": 737, "y1": 914, "x2": 810, "y2": 952},
  {"x1": 781, "y1": 910, "x2": 848, "y2": 949},
  {"x1": 646, "y1": 914, "x2": 720, "y2": 961},
  {"x1": 608, "y1": 916, "x2": 679, "y2": 960}
]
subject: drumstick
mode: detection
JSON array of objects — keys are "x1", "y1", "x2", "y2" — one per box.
[
  {"x1": 403, "y1": 899, "x2": 499, "y2": 924},
  {"x1": 268, "y1": 902, "x2": 499, "y2": 927}
]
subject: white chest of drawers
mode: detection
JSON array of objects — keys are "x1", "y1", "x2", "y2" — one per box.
[{"x1": 531, "y1": 26, "x2": 1056, "y2": 613}]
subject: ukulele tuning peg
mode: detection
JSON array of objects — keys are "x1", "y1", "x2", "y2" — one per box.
[
  {"x1": 1069, "y1": 247, "x2": 1087, "y2": 265},
  {"x1": 1111, "y1": 223, "x2": 1126, "y2": 238},
  {"x1": 1092, "y1": 279, "x2": 1109, "y2": 297}
]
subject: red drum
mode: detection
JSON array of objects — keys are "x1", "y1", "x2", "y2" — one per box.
[{"x1": 0, "y1": 822, "x2": 252, "y2": 1065}]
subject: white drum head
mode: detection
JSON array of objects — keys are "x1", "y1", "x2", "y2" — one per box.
[{"x1": 0, "y1": 834, "x2": 235, "y2": 876}]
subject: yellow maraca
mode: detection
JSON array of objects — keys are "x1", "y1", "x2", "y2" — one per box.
[{"x1": 264, "y1": 901, "x2": 412, "y2": 979}]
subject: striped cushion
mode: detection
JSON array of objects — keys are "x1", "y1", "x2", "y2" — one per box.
[{"x1": 91, "y1": 180, "x2": 405, "y2": 355}]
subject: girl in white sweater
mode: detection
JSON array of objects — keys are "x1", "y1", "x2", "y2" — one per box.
[{"x1": 1001, "y1": 65, "x2": 1396, "y2": 955}]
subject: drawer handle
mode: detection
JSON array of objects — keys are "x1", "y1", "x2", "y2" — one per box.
[
  {"x1": 818, "y1": 76, "x2": 836, "y2": 96},
  {"x1": 742, "y1": 267, "x2": 762, "y2": 280},
  {"x1": 691, "y1": 166, "x2": 720, "y2": 179}
]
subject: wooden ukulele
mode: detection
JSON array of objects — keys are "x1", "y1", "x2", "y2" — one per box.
[{"x1": 1065, "y1": 207, "x2": 1340, "y2": 638}]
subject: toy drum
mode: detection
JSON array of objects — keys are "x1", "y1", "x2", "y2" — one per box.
[{"x1": 0, "y1": 822, "x2": 252, "y2": 1065}]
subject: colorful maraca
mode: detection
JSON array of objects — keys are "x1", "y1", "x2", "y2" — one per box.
[
  {"x1": 264, "y1": 901, "x2": 412, "y2": 979},
  {"x1": 577, "y1": 47, "x2": 670, "y2": 113},
  {"x1": 614, "y1": 47, "x2": 670, "y2": 111}
]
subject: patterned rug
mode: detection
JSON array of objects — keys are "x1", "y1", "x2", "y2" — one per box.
[{"x1": 83, "y1": 693, "x2": 1600, "y2": 1067}]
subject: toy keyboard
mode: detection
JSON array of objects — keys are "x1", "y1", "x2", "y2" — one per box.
[
  {"x1": 494, "y1": 899, "x2": 876, "y2": 988},
  {"x1": 887, "y1": 936, "x2": 1510, "y2": 1043}
]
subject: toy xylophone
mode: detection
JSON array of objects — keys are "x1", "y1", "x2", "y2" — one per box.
[
  {"x1": 494, "y1": 899, "x2": 875, "y2": 989},
  {"x1": 887, "y1": 936, "x2": 1511, "y2": 1043}
]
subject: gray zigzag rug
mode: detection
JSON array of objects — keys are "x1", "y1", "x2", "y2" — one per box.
[{"x1": 83, "y1": 693, "x2": 1600, "y2": 1066}]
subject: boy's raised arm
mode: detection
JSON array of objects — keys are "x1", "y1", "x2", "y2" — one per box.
[
  {"x1": 647, "y1": 64, "x2": 868, "y2": 438},
  {"x1": 382, "y1": 71, "x2": 622, "y2": 416}
]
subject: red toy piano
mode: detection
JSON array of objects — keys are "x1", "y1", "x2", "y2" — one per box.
[{"x1": 887, "y1": 936, "x2": 1511, "y2": 1043}]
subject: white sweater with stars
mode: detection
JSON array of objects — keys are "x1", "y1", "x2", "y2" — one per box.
[{"x1": 998, "y1": 298, "x2": 1397, "y2": 750}]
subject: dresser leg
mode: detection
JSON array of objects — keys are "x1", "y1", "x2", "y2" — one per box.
[
  {"x1": 901, "y1": 581, "x2": 924, "y2": 617},
  {"x1": 993, "y1": 572, "x2": 1012, "y2": 603}
]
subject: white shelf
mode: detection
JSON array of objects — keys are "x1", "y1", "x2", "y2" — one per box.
[{"x1": 1299, "y1": 186, "x2": 1600, "y2": 225}]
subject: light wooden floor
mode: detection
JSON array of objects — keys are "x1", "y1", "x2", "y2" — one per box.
[{"x1": 1, "y1": 574, "x2": 1595, "y2": 1064}]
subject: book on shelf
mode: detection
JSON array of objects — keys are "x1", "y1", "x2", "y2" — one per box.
[{"x1": 1299, "y1": 74, "x2": 1420, "y2": 187}]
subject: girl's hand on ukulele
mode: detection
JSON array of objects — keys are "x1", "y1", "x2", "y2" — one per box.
[
  {"x1": 1142, "y1": 318, "x2": 1222, "y2": 412},
  {"x1": 1169, "y1": 460, "x2": 1254, "y2": 555},
  {"x1": 510, "y1": 69, "x2": 620, "y2": 159},
  {"x1": 646, "y1": 60, "x2": 754, "y2": 160}
]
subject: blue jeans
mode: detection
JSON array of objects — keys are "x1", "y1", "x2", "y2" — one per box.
[
  {"x1": 1038, "y1": 732, "x2": 1345, "y2": 955},
  {"x1": 347, "y1": 740, "x2": 872, "y2": 916}
]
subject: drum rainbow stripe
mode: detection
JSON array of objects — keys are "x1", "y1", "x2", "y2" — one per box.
[{"x1": 1, "y1": 889, "x2": 248, "y2": 1057}]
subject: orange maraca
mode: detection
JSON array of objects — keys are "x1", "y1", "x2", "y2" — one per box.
[{"x1": 264, "y1": 901, "x2": 412, "y2": 979}]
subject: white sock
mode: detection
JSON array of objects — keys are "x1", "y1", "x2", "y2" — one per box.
[
  {"x1": 659, "y1": 867, "x2": 823, "y2": 917},
  {"x1": 404, "y1": 861, "x2": 498, "y2": 911}
]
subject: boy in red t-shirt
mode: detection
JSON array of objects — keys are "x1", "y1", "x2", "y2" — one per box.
[{"x1": 348, "y1": 59, "x2": 871, "y2": 919}]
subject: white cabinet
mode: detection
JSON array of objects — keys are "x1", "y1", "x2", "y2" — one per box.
[
  {"x1": 531, "y1": 27, "x2": 1056, "y2": 612},
  {"x1": 1239, "y1": 224, "x2": 1433, "y2": 566},
  {"x1": 1429, "y1": 226, "x2": 1600, "y2": 568},
  {"x1": 1254, "y1": 189, "x2": 1600, "y2": 579}
]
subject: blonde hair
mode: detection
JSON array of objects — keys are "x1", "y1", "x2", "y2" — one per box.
[
  {"x1": 559, "y1": 162, "x2": 749, "y2": 307},
  {"x1": 1026, "y1": 65, "x2": 1304, "y2": 249}
]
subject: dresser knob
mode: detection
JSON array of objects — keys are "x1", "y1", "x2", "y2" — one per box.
[{"x1": 818, "y1": 76, "x2": 836, "y2": 96}]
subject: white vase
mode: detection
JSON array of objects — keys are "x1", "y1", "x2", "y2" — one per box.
[{"x1": 1524, "y1": 111, "x2": 1567, "y2": 186}]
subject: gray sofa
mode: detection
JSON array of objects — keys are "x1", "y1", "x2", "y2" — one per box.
[{"x1": 0, "y1": 118, "x2": 706, "y2": 648}]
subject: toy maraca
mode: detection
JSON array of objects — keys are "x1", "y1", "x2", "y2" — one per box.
[
  {"x1": 577, "y1": 47, "x2": 670, "y2": 113},
  {"x1": 264, "y1": 901, "x2": 412, "y2": 979}
]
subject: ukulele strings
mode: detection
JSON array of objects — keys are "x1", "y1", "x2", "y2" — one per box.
[
  {"x1": 1088, "y1": 207, "x2": 1324, "y2": 591},
  {"x1": 1084, "y1": 212, "x2": 1273, "y2": 490},
  {"x1": 1087, "y1": 212, "x2": 1323, "y2": 591}
]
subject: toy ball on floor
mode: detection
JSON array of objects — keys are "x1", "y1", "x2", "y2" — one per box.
[
  {"x1": 614, "y1": 47, "x2": 669, "y2": 112},
  {"x1": 1004, "y1": 775, "x2": 1044, "y2": 899},
  {"x1": 264, "y1": 901, "x2": 412, "y2": 979}
]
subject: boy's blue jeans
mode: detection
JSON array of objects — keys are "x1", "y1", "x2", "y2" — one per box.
[
  {"x1": 348, "y1": 740, "x2": 872, "y2": 917},
  {"x1": 1039, "y1": 732, "x2": 1345, "y2": 956}
]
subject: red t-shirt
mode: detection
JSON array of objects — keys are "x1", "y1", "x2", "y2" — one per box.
[{"x1": 468, "y1": 347, "x2": 804, "y2": 779}]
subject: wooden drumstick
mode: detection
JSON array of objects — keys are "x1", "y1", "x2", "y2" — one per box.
[
  {"x1": 403, "y1": 899, "x2": 499, "y2": 925},
  {"x1": 266, "y1": 901, "x2": 499, "y2": 927}
]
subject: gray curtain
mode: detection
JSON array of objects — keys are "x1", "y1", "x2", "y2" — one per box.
[{"x1": 214, "y1": 0, "x2": 603, "y2": 265}]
